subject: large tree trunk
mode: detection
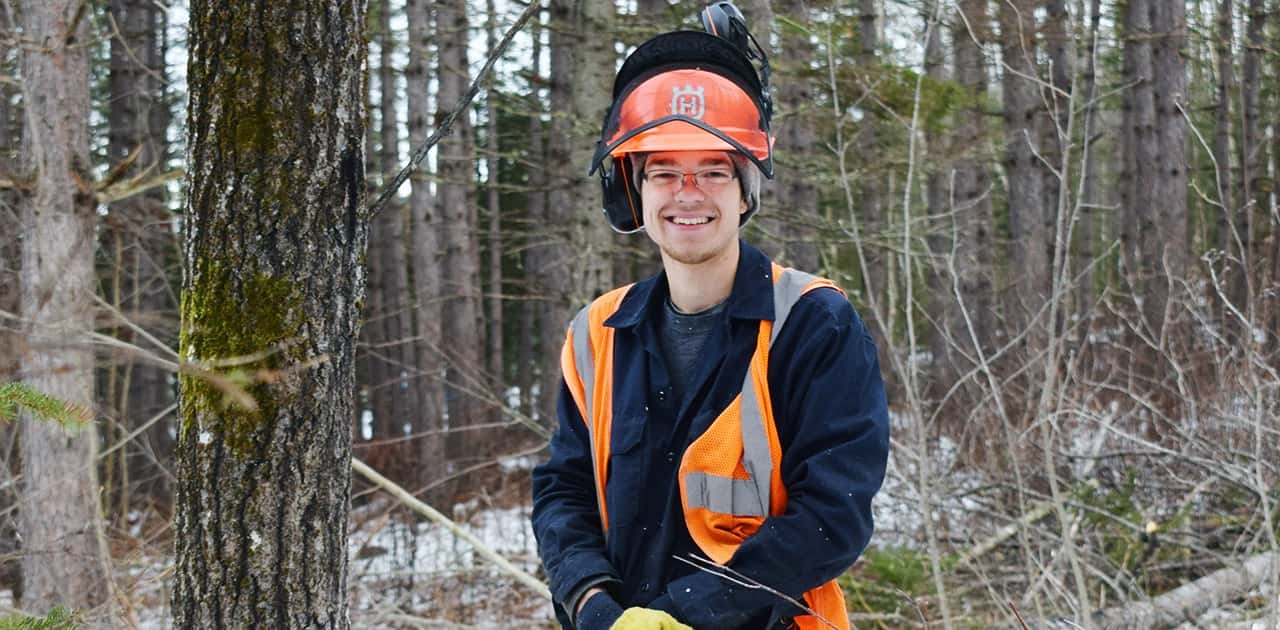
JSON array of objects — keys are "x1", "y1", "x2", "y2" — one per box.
[
  {"x1": 172, "y1": 1, "x2": 366, "y2": 626},
  {"x1": 16, "y1": 0, "x2": 108, "y2": 611},
  {"x1": 437, "y1": 0, "x2": 487, "y2": 469},
  {"x1": 998, "y1": 0, "x2": 1049, "y2": 345},
  {"x1": 405, "y1": 0, "x2": 445, "y2": 495},
  {"x1": 772, "y1": 0, "x2": 820, "y2": 272},
  {"x1": 104, "y1": 0, "x2": 176, "y2": 516}
]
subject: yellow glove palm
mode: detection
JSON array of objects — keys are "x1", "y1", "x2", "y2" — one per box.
[{"x1": 609, "y1": 607, "x2": 693, "y2": 630}]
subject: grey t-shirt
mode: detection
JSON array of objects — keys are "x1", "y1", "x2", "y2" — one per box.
[{"x1": 658, "y1": 296, "x2": 727, "y2": 405}]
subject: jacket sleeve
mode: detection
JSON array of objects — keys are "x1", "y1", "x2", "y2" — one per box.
[
  {"x1": 659, "y1": 289, "x2": 891, "y2": 629},
  {"x1": 531, "y1": 377, "x2": 621, "y2": 623}
]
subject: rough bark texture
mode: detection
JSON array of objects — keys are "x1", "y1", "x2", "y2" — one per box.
[
  {"x1": 772, "y1": 0, "x2": 820, "y2": 272},
  {"x1": 16, "y1": 0, "x2": 109, "y2": 611},
  {"x1": 405, "y1": 0, "x2": 445, "y2": 493},
  {"x1": 104, "y1": 0, "x2": 176, "y2": 511},
  {"x1": 172, "y1": 1, "x2": 366, "y2": 627},
  {"x1": 437, "y1": 0, "x2": 488, "y2": 466},
  {"x1": 998, "y1": 0, "x2": 1049, "y2": 338}
]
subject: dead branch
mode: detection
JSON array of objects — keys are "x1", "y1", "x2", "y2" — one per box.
[{"x1": 350, "y1": 457, "x2": 552, "y2": 601}]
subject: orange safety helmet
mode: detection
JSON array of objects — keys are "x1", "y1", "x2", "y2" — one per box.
[{"x1": 590, "y1": 2, "x2": 774, "y2": 233}]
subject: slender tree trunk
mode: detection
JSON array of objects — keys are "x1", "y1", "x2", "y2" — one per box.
[
  {"x1": 999, "y1": 0, "x2": 1048, "y2": 346},
  {"x1": 773, "y1": 0, "x2": 820, "y2": 272},
  {"x1": 1077, "y1": 0, "x2": 1102, "y2": 313},
  {"x1": 172, "y1": 1, "x2": 366, "y2": 626},
  {"x1": 519, "y1": 7, "x2": 549, "y2": 424},
  {"x1": 1120, "y1": 0, "x2": 1156, "y2": 318},
  {"x1": 485, "y1": 0, "x2": 505, "y2": 401},
  {"x1": 924, "y1": 0, "x2": 952, "y2": 388},
  {"x1": 376, "y1": 0, "x2": 413, "y2": 476},
  {"x1": 1214, "y1": 0, "x2": 1238, "y2": 319},
  {"x1": 0, "y1": 0, "x2": 20, "y2": 598},
  {"x1": 857, "y1": 0, "x2": 891, "y2": 358},
  {"x1": 105, "y1": 0, "x2": 176, "y2": 513},
  {"x1": 437, "y1": 0, "x2": 486, "y2": 468},
  {"x1": 16, "y1": 0, "x2": 108, "y2": 611},
  {"x1": 1150, "y1": 0, "x2": 1188, "y2": 330},
  {"x1": 1237, "y1": 0, "x2": 1266, "y2": 314},
  {"x1": 540, "y1": 0, "x2": 615, "y2": 429},
  {"x1": 1042, "y1": 0, "x2": 1071, "y2": 327},
  {"x1": 406, "y1": 0, "x2": 445, "y2": 495},
  {"x1": 953, "y1": 0, "x2": 995, "y2": 348}
]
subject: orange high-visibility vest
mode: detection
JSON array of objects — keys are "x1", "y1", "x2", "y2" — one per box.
[{"x1": 560, "y1": 262, "x2": 851, "y2": 630}]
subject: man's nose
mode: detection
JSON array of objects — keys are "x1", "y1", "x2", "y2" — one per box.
[{"x1": 675, "y1": 173, "x2": 703, "y2": 197}]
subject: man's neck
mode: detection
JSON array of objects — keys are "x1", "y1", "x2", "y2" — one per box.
[{"x1": 662, "y1": 240, "x2": 740, "y2": 314}]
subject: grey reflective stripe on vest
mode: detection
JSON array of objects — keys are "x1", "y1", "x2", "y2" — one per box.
[
  {"x1": 771, "y1": 267, "x2": 820, "y2": 347},
  {"x1": 568, "y1": 305, "x2": 608, "y2": 533},
  {"x1": 684, "y1": 267, "x2": 822, "y2": 518},
  {"x1": 569, "y1": 305, "x2": 594, "y2": 423}
]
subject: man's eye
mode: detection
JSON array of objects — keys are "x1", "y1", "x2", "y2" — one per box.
[
  {"x1": 648, "y1": 172, "x2": 680, "y2": 184},
  {"x1": 701, "y1": 170, "x2": 733, "y2": 182}
]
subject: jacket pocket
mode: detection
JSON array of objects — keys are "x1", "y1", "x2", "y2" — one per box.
[{"x1": 605, "y1": 414, "x2": 646, "y2": 528}]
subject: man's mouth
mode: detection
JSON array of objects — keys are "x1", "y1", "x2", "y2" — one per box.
[{"x1": 669, "y1": 216, "x2": 712, "y2": 225}]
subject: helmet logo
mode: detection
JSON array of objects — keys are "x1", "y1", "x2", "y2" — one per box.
[{"x1": 670, "y1": 84, "x2": 706, "y2": 119}]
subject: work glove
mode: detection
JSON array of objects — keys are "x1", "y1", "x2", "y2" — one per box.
[
  {"x1": 576, "y1": 592, "x2": 624, "y2": 630},
  {"x1": 609, "y1": 607, "x2": 694, "y2": 630}
]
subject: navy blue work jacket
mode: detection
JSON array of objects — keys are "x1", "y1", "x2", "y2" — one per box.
[{"x1": 531, "y1": 241, "x2": 890, "y2": 629}]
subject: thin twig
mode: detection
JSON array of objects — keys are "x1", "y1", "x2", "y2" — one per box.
[{"x1": 366, "y1": 0, "x2": 540, "y2": 217}]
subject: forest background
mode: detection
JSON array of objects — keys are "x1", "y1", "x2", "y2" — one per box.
[{"x1": 0, "y1": 0, "x2": 1278, "y2": 627}]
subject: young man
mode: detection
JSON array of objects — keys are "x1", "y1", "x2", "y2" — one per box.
[{"x1": 531, "y1": 4, "x2": 890, "y2": 629}]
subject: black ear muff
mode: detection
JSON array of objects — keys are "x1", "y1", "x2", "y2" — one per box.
[{"x1": 600, "y1": 157, "x2": 645, "y2": 233}]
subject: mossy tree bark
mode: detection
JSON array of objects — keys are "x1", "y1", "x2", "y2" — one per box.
[
  {"x1": 172, "y1": 1, "x2": 367, "y2": 627},
  {"x1": 16, "y1": 0, "x2": 109, "y2": 611}
]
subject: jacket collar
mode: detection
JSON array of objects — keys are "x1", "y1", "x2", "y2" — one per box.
[{"x1": 604, "y1": 239, "x2": 775, "y2": 330}]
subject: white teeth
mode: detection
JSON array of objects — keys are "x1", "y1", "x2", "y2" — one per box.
[{"x1": 672, "y1": 217, "x2": 711, "y2": 225}]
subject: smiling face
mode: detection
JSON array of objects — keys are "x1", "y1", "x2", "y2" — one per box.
[{"x1": 639, "y1": 150, "x2": 748, "y2": 267}]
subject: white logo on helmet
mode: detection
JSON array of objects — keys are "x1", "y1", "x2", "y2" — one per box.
[{"x1": 671, "y1": 84, "x2": 706, "y2": 119}]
